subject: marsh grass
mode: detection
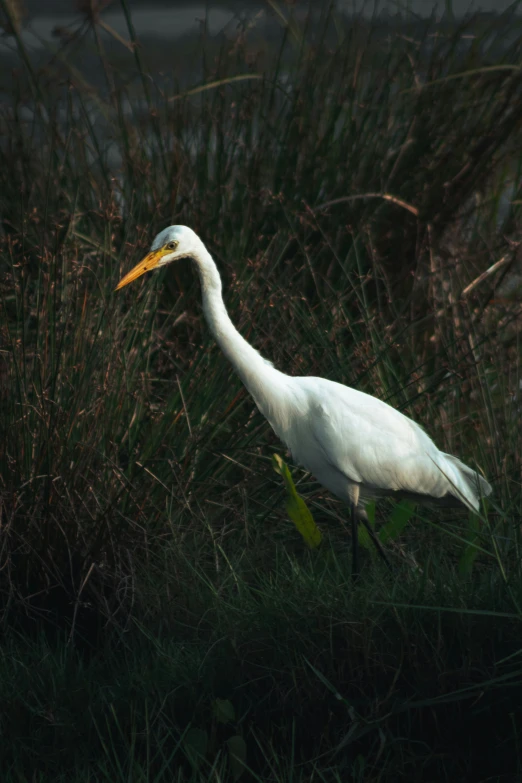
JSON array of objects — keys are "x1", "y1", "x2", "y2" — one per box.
[{"x1": 0, "y1": 0, "x2": 522, "y2": 778}]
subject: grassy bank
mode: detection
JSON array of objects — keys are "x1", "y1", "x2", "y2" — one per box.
[{"x1": 0, "y1": 1, "x2": 522, "y2": 779}]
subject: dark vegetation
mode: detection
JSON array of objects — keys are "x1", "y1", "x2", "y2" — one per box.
[{"x1": 0, "y1": 0, "x2": 521, "y2": 779}]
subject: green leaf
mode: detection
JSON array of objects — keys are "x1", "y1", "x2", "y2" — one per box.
[
  {"x1": 212, "y1": 698, "x2": 235, "y2": 724},
  {"x1": 365, "y1": 501, "x2": 376, "y2": 526},
  {"x1": 357, "y1": 523, "x2": 374, "y2": 551},
  {"x1": 379, "y1": 501, "x2": 416, "y2": 544},
  {"x1": 272, "y1": 454, "x2": 322, "y2": 548},
  {"x1": 359, "y1": 502, "x2": 377, "y2": 550},
  {"x1": 458, "y1": 513, "x2": 482, "y2": 577},
  {"x1": 183, "y1": 727, "x2": 208, "y2": 769},
  {"x1": 226, "y1": 735, "x2": 247, "y2": 781}
]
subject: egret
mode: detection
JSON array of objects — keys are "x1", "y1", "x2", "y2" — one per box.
[{"x1": 116, "y1": 226, "x2": 492, "y2": 575}]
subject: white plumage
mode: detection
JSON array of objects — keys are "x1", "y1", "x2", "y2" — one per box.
[{"x1": 116, "y1": 226, "x2": 492, "y2": 556}]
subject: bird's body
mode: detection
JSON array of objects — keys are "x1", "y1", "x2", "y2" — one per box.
[
  {"x1": 267, "y1": 374, "x2": 490, "y2": 515},
  {"x1": 116, "y1": 225, "x2": 491, "y2": 542}
]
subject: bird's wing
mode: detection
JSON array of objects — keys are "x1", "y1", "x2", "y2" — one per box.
[{"x1": 299, "y1": 377, "x2": 454, "y2": 498}]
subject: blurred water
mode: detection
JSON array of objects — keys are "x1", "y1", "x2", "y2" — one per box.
[
  {"x1": 3, "y1": 0, "x2": 519, "y2": 60},
  {"x1": 7, "y1": 5, "x2": 234, "y2": 51}
]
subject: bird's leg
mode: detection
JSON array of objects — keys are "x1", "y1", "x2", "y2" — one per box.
[
  {"x1": 351, "y1": 504, "x2": 360, "y2": 581},
  {"x1": 359, "y1": 515, "x2": 392, "y2": 572},
  {"x1": 351, "y1": 486, "x2": 360, "y2": 582}
]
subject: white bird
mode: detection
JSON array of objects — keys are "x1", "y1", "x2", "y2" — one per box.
[{"x1": 116, "y1": 226, "x2": 492, "y2": 573}]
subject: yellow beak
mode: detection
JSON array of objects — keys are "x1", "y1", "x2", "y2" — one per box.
[{"x1": 115, "y1": 248, "x2": 167, "y2": 290}]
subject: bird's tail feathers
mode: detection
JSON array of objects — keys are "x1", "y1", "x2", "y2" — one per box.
[{"x1": 440, "y1": 453, "x2": 492, "y2": 513}]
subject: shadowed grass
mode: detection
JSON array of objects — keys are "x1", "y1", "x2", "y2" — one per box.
[{"x1": 2, "y1": 542, "x2": 522, "y2": 779}]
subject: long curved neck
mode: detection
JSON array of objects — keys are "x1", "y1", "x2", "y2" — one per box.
[{"x1": 191, "y1": 241, "x2": 291, "y2": 429}]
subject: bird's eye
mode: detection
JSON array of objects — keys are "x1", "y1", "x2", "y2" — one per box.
[{"x1": 166, "y1": 241, "x2": 178, "y2": 251}]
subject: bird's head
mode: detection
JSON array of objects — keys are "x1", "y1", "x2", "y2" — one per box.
[{"x1": 115, "y1": 225, "x2": 200, "y2": 290}]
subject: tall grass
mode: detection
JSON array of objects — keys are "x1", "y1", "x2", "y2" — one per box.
[{"x1": 0, "y1": 1, "x2": 522, "y2": 778}]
